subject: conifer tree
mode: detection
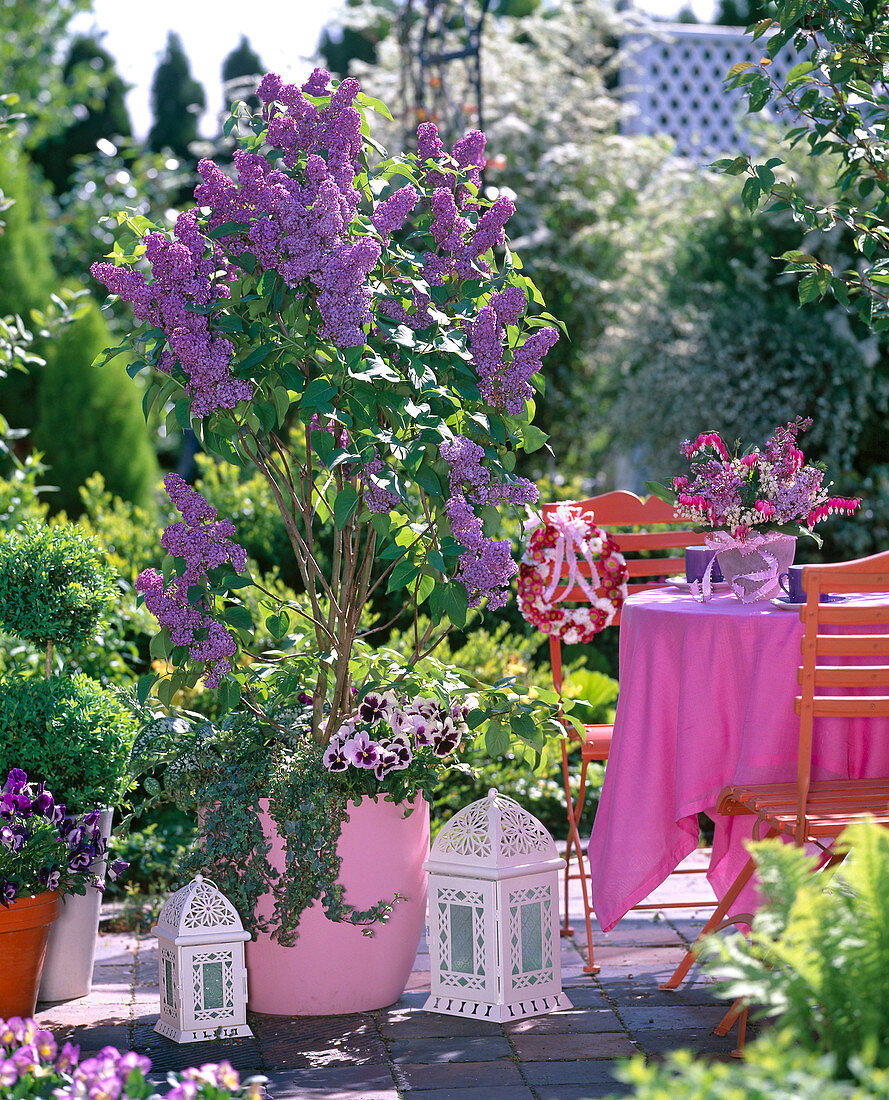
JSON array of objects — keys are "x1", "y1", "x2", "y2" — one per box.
[
  {"x1": 32, "y1": 34, "x2": 132, "y2": 195},
  {"x1": 147, "y1": 32, "x2": 206, "y2": 159},
  {"x1": 34, "y1": 300, "x2": 158, "y2": 514},
  {"x1": 221, "y1": 36, "x2": 264, "y2": 113}
]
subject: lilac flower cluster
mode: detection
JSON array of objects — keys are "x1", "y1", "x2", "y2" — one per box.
[
  {"x1": 408, "y1": 121, "x2": 514, "y2": 289},
  {"x1": 465, "y1": 288, "x2": 559, "y2": 414},
  {"x1": 371, "y1": 184, "x2": 420, "y2": 239},
  {"x1": 322, "y1": 691, "x2": 467, "y2": 779},
  {"x1": 193, "y1": 70, "x2": 381, "y2": 348},
  {"x1": 362, "y1": 452, "x2": 402, "y2": 514},
  {"x1": 135, "y1": 476, "x2": 247, "y2": 689},
  {"x1": 91, "y1": 211, "x2": 252, "y2": 418},
  {"x1": 668, "y1": 420, "x2": 861, "y2": 540},
  {"x1": 0, "y1": 1018, "x2": 262, "y2": 1100},
  {"x1": 0, "y1": 770, "x2": 127, "y2": 905},
  {"x1": 439, "y1": 436, "x2": 539, "y2": 610}
]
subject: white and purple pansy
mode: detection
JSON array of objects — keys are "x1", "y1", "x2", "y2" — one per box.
[
  {"x1": 357, "y1": 690, "x2": 396, "y2": 725},
  {"x1": 343, "y1": 731, "x2": 381, "y2": 769},
  {"x1": 322, "y1": 735, "x2": 350, "y2": 772}
]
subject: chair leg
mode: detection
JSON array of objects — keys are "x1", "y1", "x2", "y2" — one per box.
[
  {"x1": 660, "y1": 855, "x2": 758, "y2": 990},
  {"x1": 560, "y1": 740, "x2": 575, "y2": 937},
  {"x1": 714, "y1": 997, "x2": 748, "y2": 1057},
  {"x1": 567, "y1": 808, "x2": 599, "y2": 975},
  {"x1": 560, "y1": 741, "x2": 598, "y2": 974}
]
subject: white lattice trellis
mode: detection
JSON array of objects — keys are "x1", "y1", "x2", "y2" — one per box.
[
  {"x1": 424, "y1": 789, "x2": 571, "y2": 1022},
  {"x1": 151, "y1": 875, "x2": 253, "y2": 1044},
  {"x1": 620, "y1": 23, "x2": 803, "y2": 159}
]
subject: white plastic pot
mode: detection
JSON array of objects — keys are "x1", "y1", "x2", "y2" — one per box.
[{"x1": 38, "y1": 806, "x2": 113, "y2": 1002}]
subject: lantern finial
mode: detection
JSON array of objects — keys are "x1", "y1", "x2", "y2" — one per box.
[{"x1": 487, "y1": 787, "x2": 498, "y2": 799}]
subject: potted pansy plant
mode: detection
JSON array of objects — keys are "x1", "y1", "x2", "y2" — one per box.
[
  {"x1": 646, "y1": 418, "x2": 860, "y2": 601},
  {"x1": 0, "y1": 769, "x2": 127, "y2": 1018},
  {"x1": 93, "y1": 67, "x2": 570, "y2": 1014}
]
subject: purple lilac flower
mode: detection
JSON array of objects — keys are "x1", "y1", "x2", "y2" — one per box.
[
  {"x1": 371, "y1": 185, "x2": 420, "y2": 238},
  {"x1": 361, "y1": 452, "x2": 401, "y2": 514},
  {"x1": 136, "y1": 477, "x2": 246, "y2": 688},
  {"x1": 91, "y1": 211, "x2": 250, "y2": 419},
  {"x1": 0, "y1": 1060, "x2": 16, "y2": 1087},
  {"x1": 0, "y1": 879, "x2": 18, "y2": 907},
  {"x1": 437, "y1": 436, "x2": 537, "y2": 608}
]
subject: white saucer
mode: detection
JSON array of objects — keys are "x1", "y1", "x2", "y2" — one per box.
[
  {"x1": 667, "y1": 576, "x2": 730, "y2": 593},
  {"x1": 770, "y1": 595, "x2": 846, "y2": 610}
]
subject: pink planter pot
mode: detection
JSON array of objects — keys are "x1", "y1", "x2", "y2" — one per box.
[{"x1": 246, "y1": 794, "x2": 430, "y2": 1015}]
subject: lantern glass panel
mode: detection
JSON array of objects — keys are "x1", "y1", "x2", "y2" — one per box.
[
  {"x1": 202, "y1": 960, "x2": 225, "y2": 1010},
  {"x1": 162, "y1": 955, "x2": 174, "y2": 1010},
  {"x1": 448, "y1": 903, "x2": 475, "y2": 974},
  {"x1": 520, "y1": 902, "x2": 543, "y2": 972}
]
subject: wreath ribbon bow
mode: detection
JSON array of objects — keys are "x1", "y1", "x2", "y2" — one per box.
[{"x1": 543, "y1": 502, "x2": 602, "y2": 604}]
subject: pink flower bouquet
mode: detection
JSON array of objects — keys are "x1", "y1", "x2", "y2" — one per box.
[{"x1": 646, "y1": 418, "x2": 860, "y2": 545}]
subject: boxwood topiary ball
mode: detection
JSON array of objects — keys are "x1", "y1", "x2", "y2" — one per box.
[
  {"x1": 0, "y1": 672, "x2": 137, "y2": 812},
  {"x1": 0, "y1": 521, "x2": 116, "y2": 650}
]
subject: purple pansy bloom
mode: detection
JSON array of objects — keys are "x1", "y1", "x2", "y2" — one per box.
[
  {"x1": 2, "y1": 769, "x2": 27, "y2": 794},
  {"x1": 343, "y1": 732, "x2": 380, "y2": 769}
]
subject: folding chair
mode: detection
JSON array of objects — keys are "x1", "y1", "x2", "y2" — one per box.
[
  {"x1": 542, "y1": 491, "x2": 710, "y2": 973},
  {"x1": 660, "y1": 549, "x2": 889, "y2": 1049}
]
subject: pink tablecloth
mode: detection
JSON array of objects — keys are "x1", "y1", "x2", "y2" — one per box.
[{"x1": 588, "y1": 587, "x2": 889, "y2": 932}]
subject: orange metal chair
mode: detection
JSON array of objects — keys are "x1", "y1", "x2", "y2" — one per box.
[
  {"x1": 660, "y1": 549, "x2": 889, "y2": 1050},
  {"x1": 542, "y1": 491, "x2": 709, "y2": 973}
]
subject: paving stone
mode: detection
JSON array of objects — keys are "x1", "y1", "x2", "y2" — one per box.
[
  {"x1": 378, "y1": 1010, "x2": 502, "y2": 1038},
  {"x1": 619, "y1": 1004, "x2": 734, "y2": 1031},
  {"x1": 406, "y1": 1087, "x2": 535, "y2": 1100},
  {"x1": 504, "y1": 1008, "x2": 624, "y2": 1035},
  {"x1": 553, "y1": 985, "x2": 614, "y2": 1010},
  {"x1": 534, "y1": 1080, "x2": 633, "y2": 1099},
  {"x1": 252, "y1": 1016, "x2": 388, "y2": 1070},
  {"x1": 601, "y1": 979, "x2": 721, "y2": 1007},
  {"x1": 263, "y1": 1066, "x2": 396, "y2": 1091},
  {"x1": 522, "y1": 1058, "x2": 634, "y2": 1087},
  {"x1": 388, "y1": 1034, "x2": 513, "y2": 1064},
  {"x1": 394, "y1": 1059, "x2": 525, "y2": 1091},
  {"x1": 509, "y1": 1031, "x2": 637, "y2": 1061},
  {"x1": 632, "y1": 1026, "x2": 745, "y2": 1057},
  {"x1": 133, "y1": 1022, "x2": 263, "y2": 1071}
]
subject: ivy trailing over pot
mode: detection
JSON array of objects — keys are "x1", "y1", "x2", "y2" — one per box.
[{"x1": 127, "y1": 643, "x2": 566, "y2": 943}]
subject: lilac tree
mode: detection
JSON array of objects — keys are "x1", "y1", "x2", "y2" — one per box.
[{"x1": 93, "y1": 68, "x2": 563, "y2": 759}]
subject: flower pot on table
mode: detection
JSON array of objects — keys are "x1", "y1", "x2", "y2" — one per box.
[
  {"x1": 716, "y1": 533, "x2": 797, "y2": 602},
  {"x1": 0, "y1": 890, "x2": 61, "y2": 1017},
  {"x1": 246, "y1": 794, "x2": 430, "y2": 1016},
  {"x1": 38, "y1": 806, "x2": 113, "y2": 1002}
]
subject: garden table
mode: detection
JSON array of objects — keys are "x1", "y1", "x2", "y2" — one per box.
[{"x1": 588, "y1": 586, "x2": 889, "y2": 932}]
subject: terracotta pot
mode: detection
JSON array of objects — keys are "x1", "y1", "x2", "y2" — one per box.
[
  {"x1": 39, "y1": 806, "x2": 113, "y2": 1002},
  {"x1": 0, "y1": 891, "x2": 61, "y2": 1017},
  {"x1": 716, "y1": 534, "x2": 797, "y2": 602},
  {"x1": 245, "y1": 794, "x2": 430, "y2": 1015}
]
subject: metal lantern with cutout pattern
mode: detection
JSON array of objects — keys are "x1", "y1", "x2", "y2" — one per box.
[
  {"x1": 151, "y1": 874, "x2": 252, "y2": 1043},
  {"x1": 424, "y1": 788, "x2": 572, "y2": 1022}
]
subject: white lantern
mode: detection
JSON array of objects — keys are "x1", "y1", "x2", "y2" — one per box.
[
  {"x1": 151, "y1": 874, "x2": 252, "y2": 1043},
  {"x1": 424, "y1": 788, "x2": 572, "y2": 1022}
]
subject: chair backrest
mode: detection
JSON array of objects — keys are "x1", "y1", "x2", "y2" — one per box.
[
  {"x1": 794, "y1": 551, "x2": 889, "y2": 840},
  {"x1": 541, "y1": 491, "x2": 706, "y2": 693}
]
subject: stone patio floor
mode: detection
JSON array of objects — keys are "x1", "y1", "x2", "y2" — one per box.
[{"x1": 35, "y1": 849, "x2": 757, "y2": 1100}]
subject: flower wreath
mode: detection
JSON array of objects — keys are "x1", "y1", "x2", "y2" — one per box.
[{"x1": 518, "y1": 503, "x2": 629, "y2": 644}]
